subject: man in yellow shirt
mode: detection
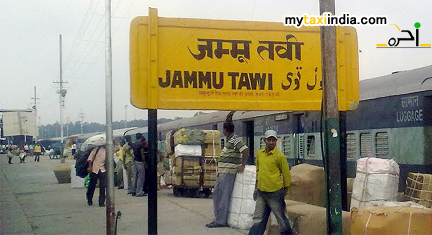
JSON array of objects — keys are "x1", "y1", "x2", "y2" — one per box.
[
  {"x1": 34, "y1": 144, "x2": 42, "y2": 162},
  {"x1": 248, "y1": 130, "x2": 292, "y2": 235},
  {"x1": 115, "y1": 140, "x2": 125, "y2": 189}
]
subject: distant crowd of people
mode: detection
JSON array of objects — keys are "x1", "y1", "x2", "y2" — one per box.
[{"x1": 5, "y1": 143, "x2": 43, "y2": 164}]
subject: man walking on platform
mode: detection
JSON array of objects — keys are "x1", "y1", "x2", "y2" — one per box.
[
  {"x1": 86, "y1": 146, "x2": 107, "y2": 207},
  {"x1": 34, "y1": 144, "x2": 41, "y2": 162},
  {"x1": 248, "y1": 130, "x2": 292, "y2": 235},
  {"x1": 206, "y1": 121, "x2": 249, "y2": 228}
]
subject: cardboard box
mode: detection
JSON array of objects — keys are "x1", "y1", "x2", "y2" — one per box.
[
  {"x1": 405, "y1": 173, "x2": 432, "y2": 208},
  {"x1": 173, "y1": 166, "x2": 201, "y2": 175},
  {"x1": 203, "y1": 163, "x2": 217, "y2": 171},
  {"x1": 203, "y1": 130, "x2": 221, "y2": 144},
  {"x1": 174, "y1": 156, "x2": 200, "y2": 168},
  {"x1": 351, "y1": 206, "x2": 432, "y2": 234},
  {"x1": 172, "y1": 174, "x2": 200, "y2": 187},
  {"x1": 203, "y1": 180, "x2": 216, "y2": 187},
  {"x1": 157, "y1": 162, "x2": 165, "y2": 176},
  {"x1": 204, "y1": 156, "x2": 219, "y2": 163},
  {"x1": 203, "y1": 144, "x2": 222, "y2": 156},
  {"x1": 203, "y1": 173, "x2": 217, "y2": 181},
  {"x1": 164, "y1": 170, "x2": 172, "y2": 185}
]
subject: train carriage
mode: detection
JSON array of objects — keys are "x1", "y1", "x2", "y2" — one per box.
[{"x1": 150, "y1": 65, "x2": 432, "y2": 191}]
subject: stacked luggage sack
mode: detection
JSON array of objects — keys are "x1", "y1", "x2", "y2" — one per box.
[{"x1": 164, "y1": 128, "x2": 220, "y2": 198}]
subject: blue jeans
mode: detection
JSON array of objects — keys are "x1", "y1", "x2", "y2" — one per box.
[{"x1": 248, "y1": 188, "x2": 292, "y2": 235}]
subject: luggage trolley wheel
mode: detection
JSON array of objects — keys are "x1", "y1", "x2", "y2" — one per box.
[
  {"x1": 173, "y1": 186, "x2": 182, "y2": 197},
  {"x1": 187, "y1": 188, "x2": 199, "y2": 198},
  {"x1": 203, "y1": 188, "x2": 212, "y2": 198}
]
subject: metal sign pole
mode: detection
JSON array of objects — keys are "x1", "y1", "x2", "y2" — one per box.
[
  {"x1": 319, "y1": 0, "x2": 343, "y2": 234},
  {"x1": 148, "y1": 109, "x2": 158, "y2": 235},
  {"x1": 147, "y1": 8, "x2": 158, "y2": 235},
  {"x1": 105, "y1": 0, "x2": 115, "y2": 233}
]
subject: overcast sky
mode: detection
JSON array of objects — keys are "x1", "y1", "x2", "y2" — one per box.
[{"x1": 1, "y1": 0, "x2": 431, "y2": 125}]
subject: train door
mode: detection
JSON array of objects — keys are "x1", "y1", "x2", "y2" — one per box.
[
  {"x1": 293, "y1": 114, "x2": 305, "y2": 165},
  {"x1": 245, "y1": 121, "x2": 255, "y2": 164}
]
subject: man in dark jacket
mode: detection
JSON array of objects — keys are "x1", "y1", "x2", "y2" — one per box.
[{"x1": 132, "y1": 133, "x2": 148, "y2": 197}]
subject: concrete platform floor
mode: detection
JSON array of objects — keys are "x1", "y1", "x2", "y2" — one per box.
[{"x1": 0, "y1": 154, "x2": 247, "y2": 235}]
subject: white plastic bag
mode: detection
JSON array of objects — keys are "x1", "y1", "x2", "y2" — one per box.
[{"x1": 228, "y1": 165, "x2": 257, "y2": 229}]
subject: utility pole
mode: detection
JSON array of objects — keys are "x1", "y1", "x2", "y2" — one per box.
[
  {"x1": 31, "y1": 86, "x2": 40, "y2": 142},
  {"x1": 124, "y1": 105, "x2": 128, "y2": 128},
  {"x1": 319, "y1": 0, "x2": 342, "y2": 234},
  {"x1": 105, "y1": 0, "x2": 115, "y2": 233},
  {"x1": 38, "y1": 116, "x2": 41, "y2": 139},
  {"x1": 54, "y1": 34, "x2": 67, "y2": 164},
  {"x1": 79, "y1": 110, "x2": 85, "y2": 134},
  {"x1": 66, "y1": 117, "x2": 70, "y2": 137}
]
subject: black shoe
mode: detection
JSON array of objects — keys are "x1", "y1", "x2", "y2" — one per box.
[
  {"x1": 118, "y1": 186, "x2": 124, "y2": 189},
  {"x1": 136, "y1": 193, "x2": 147, "y2": 197},
  {"x1": 131, "y1": 193, "x2": 136, "y2": 196},
  {"x1": 127, "y1": 192, "x2": 132, "y2": 195},
  {"x1": 99, "y1": 203, "x2": 105, "y2": 207},
  {"x1": 87, "y1": 201, "x2": 93, "y2": 206},
  {"x1": 206, "y1": 222, "x2": 228, "y2": 228}
]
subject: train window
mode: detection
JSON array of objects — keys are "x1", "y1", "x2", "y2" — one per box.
[
  {"x1": 298, "y1": 134, "x2": 304, "y2": 157},
  {"x1": 347, "y1": 133, "x2": 356, "y2": 159},
  {"x1": 282, "y1": 136, "x2": 291, "y2": 157},
  {"x1": 306, "y1": 135, "x2": 315, "y2": 157},
  {"x1": 158, "y1": 141, "x2": 166, "y2": 152},
  {"x1": 260, "y1": 137, "x2": 265, "y2": 149},
  {"x1": 375, "y1": 132, "x2": 389, "y2": 157},
  {"x1": 360, "y1": 133, "x2": 372, "y2": 157}
]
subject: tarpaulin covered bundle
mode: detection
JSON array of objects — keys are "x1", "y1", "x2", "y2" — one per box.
[
  {"x1": 173, "y1": 128, "x2": 205, "y2": 146},
  {"x1": 228, "y1": 165, "x2": 256, "y2": 230},
  {"x1": 351, "y1": 157, "x2": 400, "y2": 209},
  {"x1": 266, "y1": 200, "x2": 351, "y2": 235},
  {"x1": 286, "y1": 164, "x2": 326, "y2": 207}
]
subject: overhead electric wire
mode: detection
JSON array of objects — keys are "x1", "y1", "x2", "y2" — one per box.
[
  {"x1": 69, "y1": 0, "x2": 138, "y2": 81},
  {"x1": 64, "y1": 0, "x2": 127, "y2": 81},
  {"x1": 63, "y1": 0, "x2": 100, "y2": 70}
]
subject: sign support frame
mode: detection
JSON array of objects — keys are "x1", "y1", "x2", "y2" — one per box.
[{"x1": 148, "y1": 8, "x2": 158, "y2": 235}]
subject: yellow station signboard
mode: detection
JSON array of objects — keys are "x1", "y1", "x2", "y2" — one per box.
[{"x1": 130, "y1": 8, "x2": 359, "y2": 111}]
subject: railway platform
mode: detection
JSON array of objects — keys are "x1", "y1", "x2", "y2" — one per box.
[{"x1": 0, "y1": 154, "x2": 247, "y2": 235}]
